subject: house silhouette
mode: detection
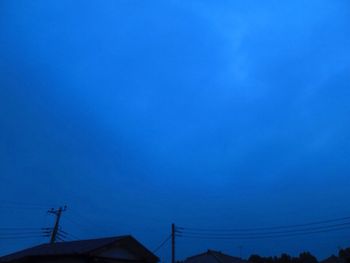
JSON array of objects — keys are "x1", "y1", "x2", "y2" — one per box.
[
  {"x1": 178, "y1": 249, "x2": 249, "y2": 263},
  {"x1": 0, "y1": 235, "x2": 159, "y2": 263}
]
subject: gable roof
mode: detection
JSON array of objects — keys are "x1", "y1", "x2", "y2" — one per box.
[
  {"x1": 0, "y1": 235, "x2": 159, "y2": 263},
  {"x1": 180, "y1": 250, "x2": 248, "y2": 263}
]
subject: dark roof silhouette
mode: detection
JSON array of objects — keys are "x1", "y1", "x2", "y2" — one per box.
[
  {"x1": 320, "y1": 255, "x2": 346, "y2": 263},
  {"x1": 0, "y1": 235, "x2": 159, "y2": 263},
  {"x1": 180, "y1": 249, "x2": 249, "y2": 263}
]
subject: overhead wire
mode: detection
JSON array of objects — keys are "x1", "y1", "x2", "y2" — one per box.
[
  {"x1": 176, "y1": 215, "x2": 350, "y2": 240},
  {"x1": 0, "y1": 227, "x2": 51, "y2": 238},
  {"x1": 0, "y1": 234, "x2": 46, "y2": 239},
  {"x1": 62, "y1": 231, "x2": 80, "y2": 240},
  {"x1": 178, "y1": 226, "x2": 350, "y2": 240},
  {"x1": 0, "y1": 203, "x2": 78, "y2": 244},
  {"x1": 0, "y1": 201, "x2": 57, "y2": 210},
  {"x1": 153, "y1": 234, "x2": 172, "y2": 253},
  {"x1": 177, "y1": 222, "x2": 350, "y2": 236},
  {"x1": 178, "y1": 215, "x2": 350, "y2": 232},
  {"x1": 0, "y1": 227, "x2": 44, "y2": 230}
]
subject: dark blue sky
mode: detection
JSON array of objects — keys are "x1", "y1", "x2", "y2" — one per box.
[{"x1": 1, "y1": 0, "x2": 350, "y2": 261}]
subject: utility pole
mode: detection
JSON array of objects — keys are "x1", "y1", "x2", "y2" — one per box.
[
  {"x1": 48, "y1": 205, "x2": 67, "y2": 244},
  {"x1": 172, "y1": 223, "x2": 175, "y2": 263},
  {"x1": 238, "y1": 245, "x2": 243, "y2": 258}
]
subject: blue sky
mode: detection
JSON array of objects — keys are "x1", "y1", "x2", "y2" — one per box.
[{"x1": 1, "y1": 0, "x2": 350, "y2": 261}]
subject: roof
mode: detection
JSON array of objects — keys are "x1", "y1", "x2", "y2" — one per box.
[
  {"x1": 320, "y1": 255, "x2": 346, "y2": 263},
  {"x1": 0, "y1": 235, "x2": 159, "y2": 263},
  {"x1": 180, "y1": 250, "x2": 249, "y2": 263}
]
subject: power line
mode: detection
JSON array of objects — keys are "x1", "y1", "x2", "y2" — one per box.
[
  {"x1": 67, "y1": 211, "x2": 100, "y2": 229},
  {"x1": 175, "y1": 215, "x2": 350, "y2": 241},
  {"x1": 177, "y1": 225, "x2": 350, "y2": 240},
  {"x1": 0, "y1": 230, "x2": 45, "y2": 234},
  {"x1": 178, "y1": 215, "x2": 350, "y2": 232},
  {"x1": 0, "y1": 227, "x2": 51, "y2": 238},
  {"x1": 56, "y1": 232, "x2": 69, "y2": 242},
  {"x1": 153, "y1": 234, "x2": 172, "y2": 253},
  {"x1": 64, "y1": 215, "x2": 90, "y2": 232},
  {"x1": 57, "y1": 229, "x2": 80, "y2": 240},
  {"x1": 64, "y1": 211, "x2": 118, "y2": 236},
  {"x1": 0, "y1": 201, "x2": 57, "y2": 210},
  {"x1": 0, "y1": 231, "x2": 45, "y2": 236},
  {"x1": 0, "y1": 227, "x2": 44, "y2": 230},
  {"x1": 177, "y1": 222, "x2": 350, "y2": 236},
  {"x1": 0, "y1": 204, "x2": 82, "y2": 244},
  {"x1": 64, "y1": 213, "x2": 106, "y2": 235},
  {"x1": 58, "y1": 229, "x2": 80, "y2": 240},
  {"x1": 0, "y1": 234, "x2": 48, "y2": 240}
]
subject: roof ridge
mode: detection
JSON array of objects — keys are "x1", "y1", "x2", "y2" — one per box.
[
  {"x1": 0, "y1": 235, "x2": 134, "y2": 262},
  {"x1": 185, "y1": 250, "x2": 223, "y2": 261},
  {"x1": 24, "y1": 235, "x2": 132, "y2": 248},
  {"x1": 58, "y1": 235, "x2": 132, "y2": 244},
  {"x1": 209, "y1": 250, "x2": 224, "y2": 263},
  {"x1": 182, "y1": 249, "x2": 245, "y2": 263}
]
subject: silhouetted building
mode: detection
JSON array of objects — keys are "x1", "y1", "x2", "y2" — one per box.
[
  {"x1": 321, "y1": 255, "x2": 346, "y2": 263},
  {"x1": 0, "y1": 235, "x2": 159, "y2": 263},
  {"x1": 179, "y1": 249, "x2": 249, "y2": 263}
]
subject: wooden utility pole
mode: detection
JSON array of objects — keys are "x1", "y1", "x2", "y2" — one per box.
[
  {"x1": 172, "y1": 223, "x2": 175, "y2": 263},
  {"x1": 238, "y1": 245, "x2": 243, "y2": 258},
  {"x1": 48, "y1": 205, "x2": 67, "y2": 243}
]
